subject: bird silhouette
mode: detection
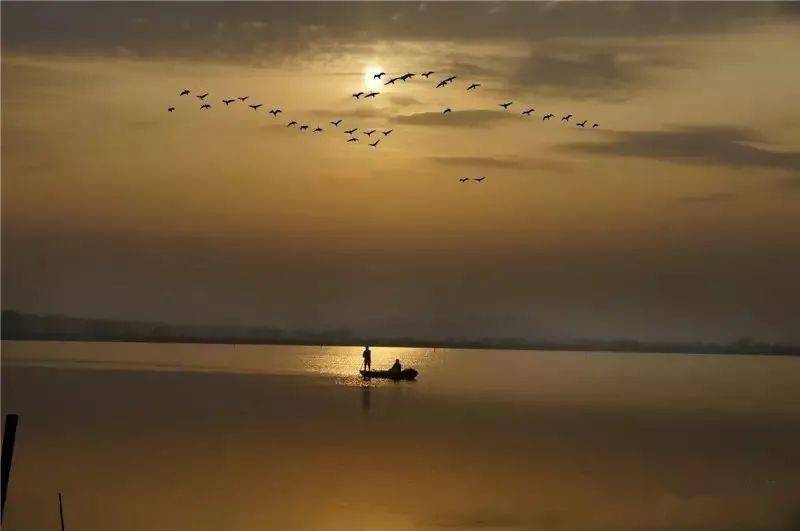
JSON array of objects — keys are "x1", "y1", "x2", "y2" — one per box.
[
  {"x1": 400, "y1": 73, "x2": 415, "y2": 81},
  {"x1": 369, "y1": 139, "x2": 381, "y2": 147},
  {"x1": 436, "y1": 80, "x2": 448, "y2": 88},
  {"x1": 353, "y1": 92, "x2": 364, "y2": 99},
  {"x1": 373, "y1": 72, "x2": 386, "y2": 79},
  {"x1": 287, "y1": 120, "x2": 298, "y2": 127},
  {"x1": 365, "y1": 92, "x2": 379, "y2": 98},
  {"x1": 345, "y1": 128, "x2": 357, "y2": 134},
  {"x1": 467, "y1": 83, "x2": 481, "y2": 90},
  {"x1": 592, "y1": 123, "x2": 599, "y2": 128},
  {"x1": 499, "y1": 102, "x2": 513, "y2": 109},
  {"x1": 249, "y1": 104, "x2": 262, "y2": 110},
  {"x1": 443, "y1": 108, "x2": 452, "y2": 114},
  {"x1": 382, "y1": 129, "x2": 393, "y2": 136},
  {"x1": 237, "y1": 96, "x2": 249, "y2": 102},
  {"x1": 167, "y1": 107, "x2": 175, "y2": 112},
  {"x1": 300, "y1": 124, "x2": 309, "y2": 131},
  {"x1": 313, "y1": 127, "x2": 323, "y2": 133},
  {"x1": 444, "y1": 76, "x2": 456, "y2": 83},
  {"x1": 180, "y1": 89, "x2": 190, "y2": 96},
  {"x1": 269, "y1": 109, "x2": 282, "y2": 116},
  {"x1": 384, "y1": 77, "x2": 399, "y2": 85},
  {"x1": 200, "y1": 104, "x2": 211, "y2": 110},
  {"x1": 330, "y1": 119, "x2": 342, "y2": 127},
  {"x1": 543, "y1": 113, "x2": 555, "y2": 120},
  {"x1": 473, "y1": 177, "x2": 486, "y2": 182},
  {"x1": 522, "y1": 108, "x2": 534, "y2": 116},
  {"x1": 222, "y1": 99, "x2": 235, "y2": 105},
  {"x1": 421, "y1": 71, "x2": 435, "y2": 78},
  {"x1": 363, "y1": 129, "x2": 376, "y2": 136},
  {"x1": 347, "y1": 137, "x2": 359, "y2": 143},
  {"x1": 561, "y1": 114, "x2": 572, "y2": 122},
  {"x1": 196, "y1": 93, "x2": 209, "y2": 100},
  {"x1": 458, "y1": 177, "x2": 469, "y2": 182},
  {"x1": 577, "y1": 120, "x2": 587, "y2": 127}
]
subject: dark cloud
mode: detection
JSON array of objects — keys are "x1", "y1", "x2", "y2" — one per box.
[
  {"x1": 394, "y1": 109, "x2": 516, "y2": 128},
  {"x1": 430, "y1": 156, "x2": 572, "y2": 172},
  {"x1": 560, "y1": 126, "x2": 800, "y2": 171}
]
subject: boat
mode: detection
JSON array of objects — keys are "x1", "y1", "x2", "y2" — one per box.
[{"x1": 359, "y1": 368, "x2": 418, "y2": 381}]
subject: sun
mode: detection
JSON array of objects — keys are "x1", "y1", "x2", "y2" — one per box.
[{"x1": 364, "y1": 66, "x2": 383, "y2": 90}]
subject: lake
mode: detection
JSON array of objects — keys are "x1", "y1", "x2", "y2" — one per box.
[{"x1": 2, "y1": 341, "x2": 799, "y2": 530}]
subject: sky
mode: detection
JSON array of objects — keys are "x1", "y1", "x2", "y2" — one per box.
[{"x1": 2, "y1": 2, "x2": 799, "y2": 344}]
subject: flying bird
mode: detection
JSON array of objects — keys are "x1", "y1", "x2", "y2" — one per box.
[
  {"x1": 180, "y1": 89, "x2": 190, "y2": 96},
  {"x1": 561, "y1": 114, "x2": 572, "y2": 122},
  {"x1": 222, "y1": 99, "x2": 235, "y2": 106},
  {"x1": 499, "y1": 102, "x2": 513, "y2": 109},
  {"x1": 543, "y1": 113, "x2": 555, "y2": 120},
  {"x1": 249, "y1": 104, "x2": 262, "y2": 110},
  {"x1": 466, "y1": 83, "x2": 481, "y2": 91},
  {"x1": 592, "y1": 123, "x2": 599, "y2": 128},
  {"x1": 347, "y1": 137, "x2": 359, "y2": 143},
  {"x1": 443, "y1": 108, "x2": 452, "y2": 114},
  {"x1": 382, "y1": 129, "x2": 393, "y2": 136},
  {"x1": 373, "y1": 72, "x2": 386, "y2": 79},
  {"x1": 522, "y1": 108, "x2": 534, "y2": 116},
  {"x1": 313, "y1": 127, "x2": 323, "y2": 133},
  {"x1": 436, "y1": 80, "x2": 448, "y2": 88},
  {"x1": 577, "y1": 120, "x2": 587, "y2": 127},
  {"x1": 287, "y1": 120, "x2": 298, "y2": 127},
  {"x1": 330, "y1": 119, "x2": 342, "y2": 127},
  {"x1": 200, "y1": 104, "x2": 211, "y2": 110},
  {"x1": 473, "y1": 177, "x2": 486, "y2": 182},
  {"x1": 196, "y1": 93, "x2": 209, "y2": 100},
  {"x1": 363, "y1": 129, "x2": 376, "y2": 136},
  {"x1": 369, "y1": 139, "x2": 380, "y2": 147},
  {"x1": 384, "y1": 77, "x2": 399, "y2": 85},
  {"x1": 237, "y1": 96, "x2": 249, "y2": 102},
  {"x1": 444, "y1": 76, "x2": 456, "y2": 83},
  {"x1": 167, "y1": 107, "x2": 175, "y2": 112},
  {"x1": 458, "y1": 177, "x2": 469, "y2": 182},
  {"x1": 353, "y1": 92, "x2": 364, "y2": 99},
  {"x1": 269, "y1": 109, "x2": 282, "y2": 116},
  {"x1": 300, "y1": 124, "x2": 309, "y2": 131},
  {"x1": 400, "y1": 73, "x2": 415, "y2": 81},
  {"x1": 365, "y1": 92, "x2": 379, "y2": 98},
  {"x1": 421, "y1": 71, "x2": 435, "y2": 78},
  {"x1": 344, "y1": 128, "x2": 357, "y2": 134}
]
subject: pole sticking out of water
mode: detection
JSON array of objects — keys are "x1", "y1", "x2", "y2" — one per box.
[
  {"x1": 58, "y1": 493, "x2": 66, "y2": 531},
  {"x1": 1, "y1": 413, "x2": 19, "y2": 522}
]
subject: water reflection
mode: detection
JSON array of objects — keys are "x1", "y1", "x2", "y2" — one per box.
[{"x1": 361, "y1": 384, "x2": 371, "y2": 412}]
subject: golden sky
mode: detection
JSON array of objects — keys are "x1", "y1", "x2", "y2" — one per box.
[{"x1": 2, "y1": 2, "x2": 799, "y2": 342}]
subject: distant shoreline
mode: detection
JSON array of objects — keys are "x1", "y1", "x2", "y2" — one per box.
[{"x1": 2, "y1": 310, "x2": 797, "y2": 357}]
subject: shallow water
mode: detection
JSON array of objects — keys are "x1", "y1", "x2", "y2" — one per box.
[{"x1": 2, "y1": 341, "x2": 799, "y2": 530}]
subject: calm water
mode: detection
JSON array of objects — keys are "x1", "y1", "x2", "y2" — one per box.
[{"x1": 2, "y1": 341, "x2": 799, "y2": 530}]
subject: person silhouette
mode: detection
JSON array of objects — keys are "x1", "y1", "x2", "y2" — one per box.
[
  {"x1": 362, "y1": 346, "x2": 372, "y2": 371},
  {"x1": 390, "y1": 358, "x2": 402, "y2": 373}
]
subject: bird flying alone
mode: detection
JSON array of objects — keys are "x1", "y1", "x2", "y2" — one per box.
[
  {"x1": 382, "y1": 129, "x2": 393, "y2": 136},
  {"x1": 287, "y1": 121, "x2": 297, "y2": 127},
  {"x1": 458, "y1": 177, "x2": 469, "y2": 182},
  {"x1": 180, "y1": 89, "x2": 190, "y2": 96},
  {"x1": 347, "y1": 137, "x2": 359, "y2": 143},
  {"x1": 499, "y1": 102, "x2": 513, "y2": 109},
  {"x1": 330, "y1": 119, "x2": 342, "y2": 127},
  {"x1": 269, "y1": 109, "x2": 282, "y2": 116},
  {"x1": 344, "y1": 128, "x2": 357, "y2": 135},
  {"x1": 196, "y1": 93, "x2": 209, "y2": 100},
  {"x1": 421, "y1": 71, "x2": 434, "y2": 78},
  {"x1": 400, "y1": 73, "x2": 415, "y2": 81},
  {"x1": 363, "y1": 129, "x2": 376, "y2": 136},
  {"x1": 561, "y1": 114, "x2": 572, "y2": 122},
  {"x1": 384, "y1": 77, "x2": 399, "y2": 85},
  {"x1": 443, "y1": 108, "x2": 452, "y2": 114},
  {"x1": 200, "y1": 104, "x2": 211, "y2": 110},
  {"x1": 313, "y1": 127, "x2": 323, "y2": 133},
  {"x1": 543, "y1": 113, "x2": 555, "y2": 120},
  {"x1": 592, "y1": 123, "x2": 599, "y2": 128},
  {"x1": 249, "y1": 104, "x2": 262, "y2": 110},
  {"x1": 237, "y1": 96, "x2": 249, "y2": 102},
  {"x1": 444, "y1": 76, "x2": 456, "y2": 83},
  {"x1": 522, "y1": 108, "x2": 534, "y2": 116},
  {"x1": 373, "y1": 72, "x2": 386, "y2": 79},
  {"x1": 473, "y1": 177, "x2": 486, "y2": 182},
  {"x1": 436, "y1": 80, "x2": 448, "y2": 88},
  {"x1": 353, "y1": 92, "x2": 364, "y2": 99},
  {"x1": 222, "y1": 99, "x2": 235, "y2": 105},
  {"x1": 167, "y1": 107, "x2": 175, "y2": 112},
  {"x1": 364, "y1": 92, "x2": 379, "y2": 98},
  {"x1": 300, "y1": 124, "x2": 309, "y2": 131},
  {"x1": 466, "y1": 83, "x2": 481, "y2": 91},
  {"x1": 577, "y1": 120, "x2": 587, "y2": 127},
  {"x1": 369, "y1": 139, "x2": 380, "y2": 147}
]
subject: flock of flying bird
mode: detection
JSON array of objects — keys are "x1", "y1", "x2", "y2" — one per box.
[{"x1": 167, "y1": 69, "x2": 601, "y2": 183}]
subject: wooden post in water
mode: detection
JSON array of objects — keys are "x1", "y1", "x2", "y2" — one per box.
[
  {"x1": 58, "y1": 493, "x2": 66, "y2": 531},
  {"x1": 1, "y1": 413, "x2": 19, "y2": 522}
]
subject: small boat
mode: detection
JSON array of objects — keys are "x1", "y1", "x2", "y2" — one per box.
[{"x1": 360, "y1": 368, "x2": 418, "y2": 381}]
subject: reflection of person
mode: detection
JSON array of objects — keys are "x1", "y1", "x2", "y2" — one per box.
[
  {"x1": 390, "y1": 358, "x2": 402, "y2": 373},
  {"x1": 362, "y1": 346, "x2": 372, "y2": 371}
]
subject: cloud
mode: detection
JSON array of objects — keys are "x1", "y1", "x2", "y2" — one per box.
[
  {"x1": 311, "y1": 108, "x2": 389, "y2": 120},
  {"x1": 678, "y1": 192, "x2": 737, "y2": 204},
  {"x1": 560, "y1": 126, "x2": 800, "y2": 171},
  {"x1": 430, "y1": 156, "x2": 572, "y2": 172},
  {"x1": 388, "y1": 95, "x2": 423, "y2": 108},
  {"x1": 394, "y1": 110, "x2": 516, "y2": 128}
]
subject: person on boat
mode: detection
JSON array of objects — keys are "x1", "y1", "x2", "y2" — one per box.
[
  {"x1": 389, "y1": 358, "x2": 402, "y2": 374},
  {"x1": 362, "y1": 346, "x2": 372, "y2": 371}
]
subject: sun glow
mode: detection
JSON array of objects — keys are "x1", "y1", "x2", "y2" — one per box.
[{"x1": 364, "y1": 66, "x2": 383, "y2": 90}]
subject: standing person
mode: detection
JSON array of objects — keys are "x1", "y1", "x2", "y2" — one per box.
[{"x1": 362, "y1": 346, "x2": 372, "y2": 371}]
